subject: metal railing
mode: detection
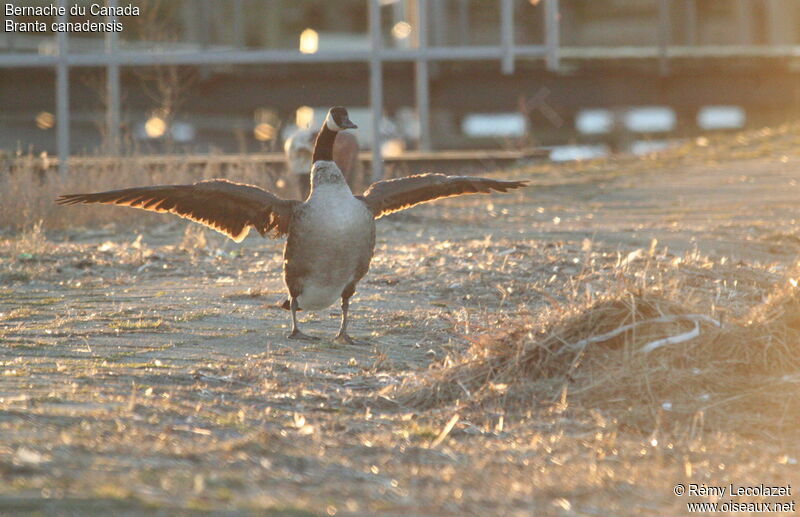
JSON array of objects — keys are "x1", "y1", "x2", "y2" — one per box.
[
  {"x1": 0, "y1": 0, "x2": 560, "y2": 180},
  {"x1": 3, "y1": 0, "x2": 799, "y2": 180}
]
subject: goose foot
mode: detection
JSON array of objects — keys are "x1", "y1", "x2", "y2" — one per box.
[
  {"x1": 334, "y1": 333, "x2": 368, "y2": 346},
  {"x1": 287, "y1": 330, "x2": 319, "y2": 341}
]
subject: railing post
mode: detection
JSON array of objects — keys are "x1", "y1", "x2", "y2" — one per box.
[
  {"x1": 56, "y1": 0, "x2": 69, "y2": 176},
  {"x1": 415, "y1": 0, "x2": 431, "y2": 151},
  {"x1": 500, "y1": 0, "x2": 514, "y2": 74},
  {"x1": 6, "y1": 11, "x2": 15, "y2": 50},
  {"x1": 734, "y1": 0, "x2": 753, "y2": 45},
  {"x1": 369, "y1": 0, "x2": 384, "y2": 182},
  {"x1": 685, "y1": 0, "x2": 697, "y2": 45},
  {"x1": 766, "y1": 0, "x2": 792, "y2": 45},
  {"x1": 430, "y1": 0, "x2": 445, "y2": 47},
  {"x1": 106, "y1": 0, "x2": 121, "y2": 155},
  {"x1": 657, "y1": 0, "x2": 670, "y2": 76},
  {"x1": 233, "y1": 0, "x2": 245, "y2": 48},
  {"x1": 544, "y1": 0, "x2": 560, "y2": 71},
  {"x1": 457, "y1": 0, "x2": 469, "y2": 46}
]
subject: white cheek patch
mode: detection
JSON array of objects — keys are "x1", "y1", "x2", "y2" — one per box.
[{"x1": 326, "y1": 116, "x2": 342, "y2": 131}]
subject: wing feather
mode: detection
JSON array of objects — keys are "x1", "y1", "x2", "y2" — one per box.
[
  {"x1": 56, "y1": 179, "x2": 298, "y2": 242},
  {"x1": 362, "y1": 173, "x2": 528, "y2": 218}
]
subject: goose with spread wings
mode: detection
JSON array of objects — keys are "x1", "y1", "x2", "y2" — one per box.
[{"x1": 57, "y1": 107, "x2": 528, "y2": 344}]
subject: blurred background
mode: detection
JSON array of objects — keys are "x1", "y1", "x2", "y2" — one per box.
[{"x1": 2, "y1": 0, "x2": 800, "y2": 175}]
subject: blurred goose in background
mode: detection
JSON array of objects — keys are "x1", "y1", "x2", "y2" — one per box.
[
  {"x1": 285, "y1": 125, "x2": 364, "y2": 198},
  {"x1": 57, "y1": 106, "x2": 528, "y2": 344}
]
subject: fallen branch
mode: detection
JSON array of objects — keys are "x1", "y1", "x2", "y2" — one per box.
[
  {"x1": 640, "y1": 320, "x2": 700, "y2": 353},
  {"x1": 565, "y1": 314, "x2": 720, "y2": 352}
]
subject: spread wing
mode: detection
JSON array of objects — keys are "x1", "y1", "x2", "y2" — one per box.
[
  {"x1": 362, "y1": 174, "x2": 528, "y2": 218},
  {"x1": 56, "y1": 179, "x2": 298, "y2": 242}
]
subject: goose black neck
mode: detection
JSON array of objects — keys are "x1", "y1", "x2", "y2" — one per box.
[{"x1": 312, "y1": 124, "x2": 336, "y2": 163}]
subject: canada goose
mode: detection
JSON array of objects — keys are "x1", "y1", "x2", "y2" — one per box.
[
  {"x1": 57, "y1": 106, "x2": 528, "y2": 344},
  {"x1": 285, "y1": 126, "x2": 364, "y2": 198}
]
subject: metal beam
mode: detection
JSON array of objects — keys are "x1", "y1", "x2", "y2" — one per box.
[
  {"x1": 233, "y1": 0, "x2": 245, "y2": 48},
  {"x1": 685, "y1": 0, "x2": 697, "y2": 46},
  {"x1": 657, "y1": 0, "x2": 670, "y2": 75},
  {"x1": 766, "y1": 0, "x2": 792, "y2": 45},
  {"x1": 5, "y1": 11, "x2": 15, "y2": 50},
  {"x1": 106, "y1": 0, "x2": 121, "y2": 155},
  {"x1": 544, "y1": 0, "x2": 560, "y2": 71},
  {"x1": 430, "y1": 0, "x2": 445, "y2": 47},
  {"x1": 501, "y1": 0, "x2": 514, "y2": 74},
  {"x1": 734, "y1": 0, "x2": 753, "y2": 45},
  {"x1": 557, "y1": 44, "x2": 800, "y2": 59},
  {"x1": 369, "y1": 0, "x2": 384, "y2": 182},
  {"x1": 0, "y1": 45, "x2": 549, "y2": 68},
  {"x1": 458, "y1": 0, "x2": 469, "y2": 46},
  {"x1": 415, "y1": 0, "x2": 431, "y2": 151},
  {"x1": 56, "y1": 0, "x2": 69, "y2": 176},
  {"x1": 7, "y1": 41, "x2": 800, "y2": 70},
  {"x1": 5, "y1": 41, "x2": 800, "y2": 70}
]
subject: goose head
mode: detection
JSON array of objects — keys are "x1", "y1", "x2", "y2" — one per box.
[
  {"x1": 310, "y1": 107, "x2": 358, "y2": 189},
  {"x1": 324, "y1": 106, "x2": 358, "y2": 131}
]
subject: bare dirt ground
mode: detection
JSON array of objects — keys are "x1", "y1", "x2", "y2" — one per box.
[{"x1": 2, "y1": 143, "x2": 800, "y2": 515}]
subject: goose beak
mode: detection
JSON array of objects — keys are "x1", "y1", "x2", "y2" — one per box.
[{"x1": 340, "y1": 116, "x2": 357, "y2": 130}]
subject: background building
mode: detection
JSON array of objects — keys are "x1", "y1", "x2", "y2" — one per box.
[{"x1": 2, "y1": 0, "x2": 800, "y2": 167}]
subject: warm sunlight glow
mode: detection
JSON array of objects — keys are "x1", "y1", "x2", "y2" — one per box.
[
  {"x1": 295, "y1": 105, "x2": 315, "y2": 128},
  {"x1": 253, "y1": 123, "x2": 276, "y2": 141},
  {"x1": 144, "y1": 116, "x2": 167, "y2": 138},
  {"x1": 391, "y1": 21, "x2": 412, "y2": 40},
  {"x1": 253, "y1": 108, "x2": 279, "y2": 141},
  {"x1": 299, "y1": 28, "x2": 319, "y2": 54},
  {"x1": 35, "y1": 111, "x2": 54, "y2": 130},
  {"x1": 381, "y1": 138, "x2": 405, "y2": 158}
]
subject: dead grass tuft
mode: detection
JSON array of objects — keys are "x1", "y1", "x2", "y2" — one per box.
[
  {"x1": 402, "y1": 261, "x2": 800, "y2": 440},
  {"x1": 11, "y1": 220, "x2": 50, "y2": 255}
]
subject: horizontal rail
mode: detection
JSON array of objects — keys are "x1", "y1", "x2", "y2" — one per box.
[
  {"x1": 3, "y1": 44, "x2": 800, "y2": 69},
  {"x1": 0, "y1": 45, "x2": 547, "y2": 68},
  {"x1": 8, "y1": 148, "x2": 548, "y2": 169},
  {"x1": 559, "y1": 44, "x2": 800, "y2": 59}
]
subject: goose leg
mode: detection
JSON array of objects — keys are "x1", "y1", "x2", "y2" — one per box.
[
  {"x1": 335, "y1": 288, "x2": 366, "y2": 345},
  {"x1": 333, "y1": 296, "x2": 354, "y2": 344},
  {"x1": 287, "y1": 297, "x2": 318, "y2": 341}
]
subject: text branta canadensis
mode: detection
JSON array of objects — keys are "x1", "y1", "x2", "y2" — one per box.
[{"x1": 57, "y1": 106, "x2": 528, "y2": 344}]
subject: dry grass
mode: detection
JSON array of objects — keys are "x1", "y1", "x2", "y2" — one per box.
[
  {"x1": 3, "y1": 128, "x2": 800, "y2": 514},
  {"x1": 400, "y1": 249, "x2": 800, "y2": 441},
  {"x1": 0, "y1": 155, "x2": 289, "y2": 231},
  {"x1": 8, "y1": 220, "x2": 51, "y2": 256},
  {"x1": 4, "y1": 120, "x2": 800, "y2": 233}
]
